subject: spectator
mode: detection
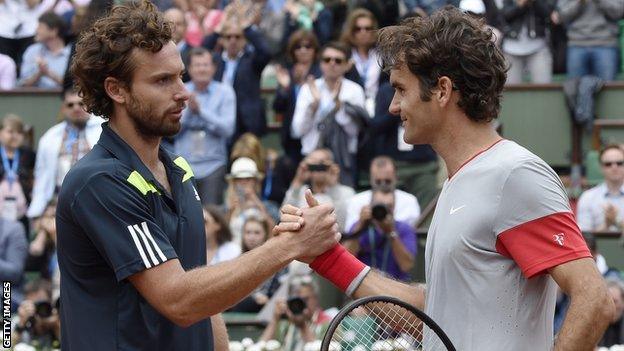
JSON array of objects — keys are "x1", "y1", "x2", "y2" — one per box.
[
  {"x1": 28, "y1": 199, "x2": 58, "y2": 285},
  {"x1": 0, "y1": 0, "x2": 54, "y2": 71},
  {"x1": 344, "y1": 189, "x2": 417, "y2": 281},
  {"x1": 340, "y1": 8, "x2": 385, "y2": 115},
  {"x1": 0, "y1": 216, "x2": 27, "y2": 312},
  {"x1": 274, "y1": 30, "x2": 322, "y2": 163},
  {"x1": 291, "y1": 41, "x2": 366, "y2": 186},
  {"x1": 204, "y1": 205, "x2": 241, "y2": 265},
  {"x1": 26, "y1": 87, "x2": 104, "y2": 220},
  {"x1": 502, "y1": 0, "x2": 555, "y2": 84},
  {"x1": 577, "y1": 145, "x2": 624, "y2": 231},
  {"x1": 185, "y1": 0, "x2": 224, "y2": 47},
  {"x1": 345, "y1": 156, "x2": 421, "y2": 231},
  {"x1": 225, "y1": 157, "x2": 280, "y2": 244},
  {"x1": 283, "y1": 148, "x2": 354, "y2": 232},
  {"x1": 584, "y1": 232, "x2": 621, "y2": 280},
  {"x1": 557, "y1": 0, "x2": 624, "y2": 81},
  {"x1": 12, "y1": 279, "x2": 60, "y2": 349},
  {"x1": 282, "y1": 0, "x2": 333, "y2": 46},
  {"x1": 259, "y1": 276, "x2": 331, "y2": 349},
  {"x1": 175, "y1": 47, "x2": 236, "y2": 205},
  {"x1": 262, "y1": 148, "x2": 298, "y2": 206},
  {"x1": 0, "y1": 53, "x2": 17, "y2": 90},
  {"x1": 164, "y1": 7, "x2": 192, "y2": 83},
  {"x1": 202, "y1": 16, "x2": 272, "y2": 138},
  {"x1": 230, "y1": 216, "x2": 287, "y2": 313},
  {"x1": 369, "y1": 82, "x2": 439, "y2": 206},
  {"x1": 18, "y1": 12, "x2": 70, "y2": 89},
  {"x1": 0, "y1": 114, "x2": 35, "y2": 227},
  {"x1": 599, "y1": 279, "x2": 624, "y2": 347}
]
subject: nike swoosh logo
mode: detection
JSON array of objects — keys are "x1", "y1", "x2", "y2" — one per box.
[{"x1": 450, "y1": 205, "x2": 466, "y2": 215}]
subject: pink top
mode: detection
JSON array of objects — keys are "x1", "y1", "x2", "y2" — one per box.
[{"x1": 185, "y1": 10, "x2": 224, "y2": 47}]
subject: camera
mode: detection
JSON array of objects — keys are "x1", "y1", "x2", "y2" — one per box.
[
  {"x1": 286, "y1": 296, "x2": 307, "y2": 315},
  {"x1": 35, "y1": 301, "x2": 53, "y2": 318},
  {"x1": 371, "y1": 204, "x2": 389, "y2": 221},
  {"x1": 307, "y1": 163, "x2": 329, "y2": 172}
]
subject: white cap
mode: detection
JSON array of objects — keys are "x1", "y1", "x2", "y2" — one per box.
[
  {"x1": 459, "y1": 0, "x2": 486, "y2": 15},
  {"x1": 227, "y1": 157, "x2": 263, "y2": 179}
]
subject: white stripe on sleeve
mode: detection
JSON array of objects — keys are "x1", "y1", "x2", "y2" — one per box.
[
  {"x1": 139, "y1": 221, "x2": 167, "y2": 262},
  {"x1": 127, "y1": 225, "x2": 152, "y2": 268},
  {"x1": 133, "y1": 223, "x2": 160, "y2": 267}
]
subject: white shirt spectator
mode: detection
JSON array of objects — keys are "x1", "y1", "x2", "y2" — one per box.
[
  {"x1": 291, "y1": 78, "x2": 365, "y2": 155},
  {"x1": 576, "y1": 183, "x2": 624, "y2": 231},
  {"x1": 345, "y1": 189, "x2": 421, "y2": 232},
  {"x1": 0, "y1": 0, "x2": 55, "y2": 40},
  {"x1": 208, "y1": 241, "x2": 241, "y2": 265},
  {"x1": 0, "y1": 54, "x2": 16, "y2": 90}
]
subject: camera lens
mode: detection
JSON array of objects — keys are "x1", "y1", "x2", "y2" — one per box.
[
  {"x1": 35, "y1": 301, "x2": 53, "y2": 318},
  {"x1": 287, "y1": 297, "x2": 307, "y2": 315},
  {"x1": 371, "y1": 204, "x2": 388, "y2": 221}
]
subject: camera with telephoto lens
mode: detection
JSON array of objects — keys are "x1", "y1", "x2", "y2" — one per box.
[
  {"x1": 371, "y1": 204, "x2": 389, "y2": 221},
  {"x1": 35, "y1": 301, "x2": 53, "y2": 318},
  {"x1": 307, "y1": 163, "x2": 329, "y2": 172},
  {"x1": 286, "y1": 296, "x2": 307, "y2": 315}
]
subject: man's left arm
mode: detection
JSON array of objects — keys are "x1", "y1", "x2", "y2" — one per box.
[
  {"x1": 211, "y1": 314, "x2": 229, "y2": 351},
  {"x1": 550, "y1": 258, "x2": 614, "y2": 351}
]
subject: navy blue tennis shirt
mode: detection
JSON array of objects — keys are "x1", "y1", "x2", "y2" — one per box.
[{"x1": 56, "y1": 123, "x2": 213, "y2": 351}]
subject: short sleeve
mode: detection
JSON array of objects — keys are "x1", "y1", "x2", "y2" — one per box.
[
  {"x1": 71, "y1": 174, "x2": 178, "y2": 281},
  {"x1": 493, "y1": 161, "x2": 591, "y2": 279}
]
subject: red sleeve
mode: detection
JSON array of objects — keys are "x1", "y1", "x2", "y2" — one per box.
[{"x1": 495, "y1": 212, "x2": 592, "y2": 279}]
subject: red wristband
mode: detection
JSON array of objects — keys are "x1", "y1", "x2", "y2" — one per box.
[{"x1": 310, "y1": 244, "x2": 367, "y2": 292}]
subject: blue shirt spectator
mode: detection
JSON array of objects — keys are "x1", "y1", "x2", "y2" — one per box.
[{"x1": 175, "y1": 48, "x2": 236, "y2": 205}]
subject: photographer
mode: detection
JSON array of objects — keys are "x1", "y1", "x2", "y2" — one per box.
[
  {"x1": 259, "y1": 277, "x2": 331, "y2": 350},
  {"x1": 344, "y1": 189, "x2": 417, "y2": 281},
  {"x1": 12, "y1": 279, "x2": 60, "y2": 349}
]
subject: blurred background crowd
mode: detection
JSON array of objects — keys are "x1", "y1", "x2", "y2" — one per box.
[{"x1": 1, "y1": 0, "x2": 624, "y2": 349}]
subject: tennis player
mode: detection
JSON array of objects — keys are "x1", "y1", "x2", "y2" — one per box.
[
  {"x1": 55, "y1": 2, "x2": 340, "y2": 350},
  {"x1": 277, "y1": 7, "x2": 615, "y2": 350}
]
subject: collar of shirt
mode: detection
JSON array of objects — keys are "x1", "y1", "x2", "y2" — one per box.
[
  {"x1": 188, "y1": 81, "x2": 214, "y2": 95},
  {"x1": 600, "y1": 182, "x2": 624, "y2": 197},
  {"x1": 221, "y1": 50, "x2": 244, "y2": 63},
  {"x1": 97, "y1": 123, "x2": 184, "y2": 191}
]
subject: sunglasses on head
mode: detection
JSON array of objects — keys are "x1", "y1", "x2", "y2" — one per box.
[
  {"x1": 354, "y1": 25, "x2": 374, "y2": 32},
  {"x1": 602, "y1": 161, "x2": 624, "y2": 167},
  {"x1": 65, "y1": 101, "x2": 85, "y2": 108},
  {"x1": 321, "y1": 56, "x2": 345, "y2": 65}
]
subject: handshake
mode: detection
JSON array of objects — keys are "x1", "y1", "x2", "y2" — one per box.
[{"x1": 273, "y1": 189, "x2": 370, "y2": 295}]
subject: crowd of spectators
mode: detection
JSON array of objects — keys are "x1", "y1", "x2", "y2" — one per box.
[{"x1": 1, "y1": 0, "x2": 624, "y2": 349}]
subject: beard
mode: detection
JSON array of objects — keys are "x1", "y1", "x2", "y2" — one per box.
[{"x1": 126, "y1": 93, "x2": 181, "y2": 138}]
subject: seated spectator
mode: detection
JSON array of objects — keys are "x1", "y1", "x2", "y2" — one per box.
[
  {"x1": 0, "y1": 53, "x2": 16, "y2": 90},
  {"x1": 202, "y1": 17, "x2": 272, "y2": 138},
  {"x1": 340, "y1": 8, "x2": 385, "y2": 116},
  {"x1": 164, "y1": 7, "x2": 192, "y2": 83},
  {"x1": 502, "y1": 0, "x2": 554, "y2": 84},
  {"x1": 229, "y1": 216, "x2": 287, "y2": 313},
  {"x1": 27, "y1": 87, "x2": 104, "y2": 221},
  {"x1": 345, "y1": 156, "x2": 421, "y2": 232},
  {"x1": 12, "y1": 279, "x2": 60, "y2": 349},
  {"x1": 175, "y1": 47, "x2": 236, "y2": 205},
  {"x1": 291, "y1": 41, "x2": 366, "y2": 186},
  {"x1": 0, "y1": 114, "x2": 35, "y2": 228},
  {"x1": 18, "y1": 12, "x2": 70, "y2": 89},
  {"x1": 344, "y1": 189, "x2": 417, "y2": 281},
  {"x1": 369, "y1": 82, "x2": 439, "y2": 206},
  {"x1": 599, "y1": 279, "x2": 624, "y2": 347},
  {"x1": 577, "y1": 145, "x2": 624, "y2": 232},
  {"x1": 225, "y1": 157, "x2": 280, "y2": 244},
  {"x1": 259, "y1": 276, "x2": 331, "y2": 349},
  {"x1": 282, "y1": 148, "x2": 354, "y2": 232},
  {"x1": 274, "y1": 30, "x2": 322, "y2": 164},
  {"x1": 0, "y1": 216, "x2": 27, "y2": 312},
  {"x1": 204, "y1": 205, "x2": 241, "y2": 265},
  {"x1": 557, "y1": 0, "x2": 624, "y2": 81}
]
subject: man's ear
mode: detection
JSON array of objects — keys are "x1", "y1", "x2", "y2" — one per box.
[
  {"x1": 104, "y1": 77, "x2": 128, "y2": 105},
  {"x1": 435, "y1": 76, "x2": 454, "y2": 107}
]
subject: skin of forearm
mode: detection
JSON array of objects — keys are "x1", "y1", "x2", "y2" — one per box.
[
  {"x1": 354, "y1": 270, "x2": 425, "y2": 310},
  {"x1": 211, "y1": 314, "x2": 229, "y2": 351},
  {"x1": 390, "y1": 238, "x2": 415, "y2": 272}
]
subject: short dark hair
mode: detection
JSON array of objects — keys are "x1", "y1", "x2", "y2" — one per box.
[
  {"x1": 38, "y1": 12, "x2": 67, "y2": 39},
  {"x1": 188, "y1": 47, "x2": 212, "y2": 65},
  {"x1": 377, "y1": 6, "x2": 507, "y2": 123},
  {"x1": 321, "y1": 41, "x2": 351, "y2": 61},
  {"x1": 71, "y1": 0, "x2": 172, "y2": 119},
  {"x1": 599, "y1": 144, "x2": 624, "y2": 162}
]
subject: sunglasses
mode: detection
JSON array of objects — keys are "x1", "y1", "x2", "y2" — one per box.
[
  {"x1": 65, "y1": 101, "x2": 85, "y2": 108},
  {"x1": 321, "y1": 56, "x2": 345, "y2": 65},
  {"x1": 294, "y1": 43, "x2": 313, "y2": 50},
  {"x1": 602, "y1": 161, "x2": 624, "y2": 167},
  {"x1": 222, "y1": 34, "x2": 243, "y2": 41},
  {"x1": 354, "y1": 25, "x2": 374, "y2": 32}
]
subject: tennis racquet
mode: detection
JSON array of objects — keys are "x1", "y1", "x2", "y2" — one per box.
[{"x1": 321, "y1": 295, "x2": 456, "y2": 351}]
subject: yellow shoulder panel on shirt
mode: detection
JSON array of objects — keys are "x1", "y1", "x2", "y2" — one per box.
[
  {"x1": 173, "y1": 156, "x2": 194, "y2": 182},
  {"x1": 127, "y1": 171, "x2": 161, "y2": 196}
]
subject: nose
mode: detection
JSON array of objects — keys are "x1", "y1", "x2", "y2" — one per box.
[
  {"x1": 174, "y1": 79, "x2": 191, "y2": 102},
  {"x1": 388, "y1": 93, "x2": 400, "y2": 116}
]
